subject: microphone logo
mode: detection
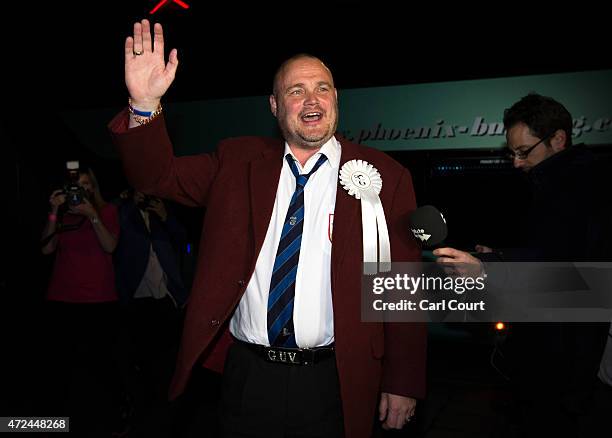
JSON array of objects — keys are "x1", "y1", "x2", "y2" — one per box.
[{"x1": 411, "y1": 228, "x2": 432, "y2": 242}]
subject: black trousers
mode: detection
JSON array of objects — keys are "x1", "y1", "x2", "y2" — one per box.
[
  {"x1": 221, "y1": 342, "x2": 344, "y2": 438},
  {"x1": 38, "y1": 301, "x2": 123, "y2": 437},
  {"x1": 580, "y1": 378, "x2": 612, "y2": 437},
  {"x1": 120, "y1": 295, "x2": 183, "y2": 437},
  {"x1": 506, "y1": 322, "x2": 608, "y2": 438}
]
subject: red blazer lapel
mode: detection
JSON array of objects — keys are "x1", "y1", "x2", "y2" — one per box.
[
  {"x1": 331, "y1": 138, "x2": 364, "y2": 283},
  {"x1": 249, "y1": 142, "x2": 284, "y2": 261}
]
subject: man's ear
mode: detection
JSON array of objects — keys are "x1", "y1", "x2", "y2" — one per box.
[
  {"x1": 550, "y1": 129, "x2": 567, "y2": 152},
  {"x1": 269, "y1": 94, "x2": 277, "y2": 117}
]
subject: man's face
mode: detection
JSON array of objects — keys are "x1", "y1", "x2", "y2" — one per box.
[
  {"x1": 506, "y1": 122, "x2": 561, "y2": 172},
  {"x1": 133, "y1": 191, "x2": 145, "y2": 204},
  {"x1": 270, "y1": 58, "x2": 338, "y2": 150}
]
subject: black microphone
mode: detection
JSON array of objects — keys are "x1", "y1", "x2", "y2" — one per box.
[{"x1": 409, "y1": 205, "x2": 448, "y2": 248}]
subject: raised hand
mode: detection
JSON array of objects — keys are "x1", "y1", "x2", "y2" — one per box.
[{"x1": 125, "y1": 19, "x2": 178, "y2": 111}]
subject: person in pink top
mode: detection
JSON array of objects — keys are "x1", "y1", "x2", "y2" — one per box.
[
  {"x1": 43, "y1": 167, "x2": 119, "y2": 299},
  {"x1": 40, "y1": 166, "x2": 124, "y2": 436}
]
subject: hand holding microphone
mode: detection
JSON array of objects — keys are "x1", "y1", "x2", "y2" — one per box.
[
  {"x1": 410, "y1": 205, "x2": 487, "y2": 277},
  {"x1": 433, "y1": 247, "x2": 486, "y2": 278}
]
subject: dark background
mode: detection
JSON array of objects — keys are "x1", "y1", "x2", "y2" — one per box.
[
  {"x1": 2, "y1": 1, "x2": 611, "y2": 433},
  {"x1": 7, "y1": 1, "x2": 611, "y2": 252},
  {"x1": 5, "y1": 0, "x2": 612, "y2": 355}
]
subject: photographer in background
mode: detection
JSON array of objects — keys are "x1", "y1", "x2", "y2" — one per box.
[
  {"x1": 113, "y1": 188, "x2": 188, "y2": 437},
  {"x1": 42, "y1": 165, "x2": 118, "y2": 257},
  {"x1": 40, "y1": 165, "x2": 123, "y2": 437}
]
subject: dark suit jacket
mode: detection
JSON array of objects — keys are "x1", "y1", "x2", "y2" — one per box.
[
  {"x1": 114, "y1": 199, "x2": 188, "y2": 307},
  {"x1": 110, "y1": 110, "x2": 427, "y2": 437},
  {"x1": 478, "y1": 145, "x2": 609, "y2": 404}
]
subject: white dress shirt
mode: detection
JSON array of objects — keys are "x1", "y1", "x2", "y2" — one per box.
[
  {"x1": 133, "y1": 209, "x2": 171, "y2": 300},
  {"x1": 230, "y1": 136, "x2": 341, "y2": 347}
]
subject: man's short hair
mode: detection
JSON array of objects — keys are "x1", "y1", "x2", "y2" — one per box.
[
  {"x1": 503, "y1": 93, "x2": 573, "y2": 147},
  {"x1": 272, "y1": 54, "x2": 331, "y2": 97}
]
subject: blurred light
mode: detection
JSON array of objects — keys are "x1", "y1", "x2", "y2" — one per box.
[
  {"x1": 150, "y1": 0, "x2": 168, "y2": 14},
  {"x1": 495, "y1": 322, "x2": 505, "y2": 331},
  {"x1": 150, "y1": 0, "x2": 190, "y2": 15},
  {"x1": 186, "y1": 243, "x2": 191, "y2": 254}
]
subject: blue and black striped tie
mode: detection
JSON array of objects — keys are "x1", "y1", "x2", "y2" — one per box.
[{"x1": 267, "y1": 153, "x2": 328, "y2": 347}]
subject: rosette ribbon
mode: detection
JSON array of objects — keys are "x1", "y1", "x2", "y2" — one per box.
[{"x1": 339, "y1": 160, "x2": 391, "y2": 274}]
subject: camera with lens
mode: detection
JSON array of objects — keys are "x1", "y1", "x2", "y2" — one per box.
[
  {"x1": 62, "y1": 161, "x2": 88, "y2": 206},
  {"x1": 64, "y1": 183, "x2": 87, "y2": 206}
]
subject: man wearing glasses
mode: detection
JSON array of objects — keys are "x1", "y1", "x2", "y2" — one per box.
[
  {"x1": 434, "y1": 93, "x2": 601, "y2": 264},
  {"x1": 505, "y1": 130, "x2": 557, "y2": 172},
  {"x1": 434, "y1": 93, "x2": 609, "y2": 437}
]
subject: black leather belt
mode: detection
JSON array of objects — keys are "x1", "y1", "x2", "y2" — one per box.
[{"x1": 234, "y1": 339, "x2": 335, "y2": 366}]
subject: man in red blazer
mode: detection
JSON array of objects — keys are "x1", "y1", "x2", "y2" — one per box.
[{"x1": 110, "y1": 18, "x2": 426, "y2": 438}]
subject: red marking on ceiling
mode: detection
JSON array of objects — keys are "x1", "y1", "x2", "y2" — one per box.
[{"x1": 150, "y1": 0, "x2": 190, "y2": 15}]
